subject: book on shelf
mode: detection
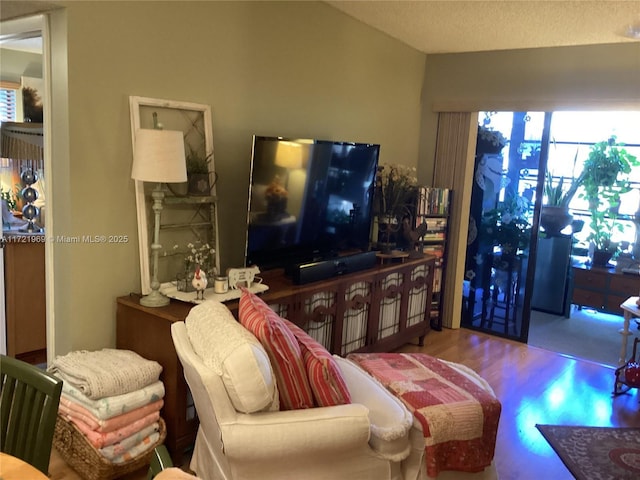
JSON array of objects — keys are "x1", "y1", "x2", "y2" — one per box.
[
  {"x1": 416, "y1": 187, "x2": 450, "y2": 216},
  {"x1": 418, "y1": 217, "x2": 448, "y2": 231},
  {"x1": 433, "y1": 268, "x2": 442, "y2": 293},
  {"x1": 423, "y1": 245, "x2": 444, "y2": 265},
  {"x1": 423, "y1": 232, "x2": 445, "y2": 241}
]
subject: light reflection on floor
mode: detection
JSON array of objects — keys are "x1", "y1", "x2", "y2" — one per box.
[{"x1": 507, "y1": 356, "x2": 639, "y2": 462}]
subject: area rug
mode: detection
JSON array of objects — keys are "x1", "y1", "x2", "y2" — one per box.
[{"x1": 536, "y1": 424, "x2": 640, "y2": 480}]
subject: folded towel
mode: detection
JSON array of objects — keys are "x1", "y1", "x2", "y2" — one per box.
[
  {"x1": 97, "y1": 422, "x2": 160, "y2": 461},
  {"x1": 49, "y1": 349, "x2": 162, "y2": 399},
  {"x1": 59, "y1": 398, "x2": 164, "y2": 433},
  {"x1": 61, "y1": 380, "x2": 164, "y2": 420},
  {"x1": 107, "y1": 430, "x2": 161, "y2": 464},
  {"x1": 67, "y1": 410, "x2": 160, "y2": 449}
]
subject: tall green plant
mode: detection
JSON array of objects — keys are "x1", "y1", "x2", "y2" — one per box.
[
  {"x1": 543, "y1": 149, "x2": 583, "y2": 208},
  {"x1": 581, "y1": 136, "x2": 639, "y2": 208},
  {"x1": 580, "y1": 136, "x2": 638, "y2": 254}
]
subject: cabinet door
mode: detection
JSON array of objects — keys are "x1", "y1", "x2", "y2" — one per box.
[
  {"x1": 295, "y1": 287, "x2": 339, "y2": 353},
  {"x1": 405, "y1": 261, "x2": 432, "y2": 328},
  {"x1": 375, "y1": 269, "x2": 404, "y2": 341},
  {"x1": 610, "y1": 274, "x2": 640, "y2": 297},
  {"x1": 573, "y1": 268, "x2": 607, "y2": 289},
  {"x1": 340, "y1": 277, "x2": 375, "y2": 356}
]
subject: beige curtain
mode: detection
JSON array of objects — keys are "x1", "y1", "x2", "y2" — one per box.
[
  {"x1": 1, "y1": 122, "x2": 44, "y2": 162},
  {"x1": 432, "y1": 112, "x2": 477, "y2": 328}
]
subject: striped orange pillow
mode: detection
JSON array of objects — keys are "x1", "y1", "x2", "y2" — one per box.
[
  {"x1": 238, "y1": 289, "x2": 314, "y2": 410},
  {"x1": 282, "y1": 318, "x2": 352, "y2": 407}
]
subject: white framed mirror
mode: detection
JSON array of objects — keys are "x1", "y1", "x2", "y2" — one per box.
[{"x1": 129, "y1": 96, "x2": 220, "y2": 295}]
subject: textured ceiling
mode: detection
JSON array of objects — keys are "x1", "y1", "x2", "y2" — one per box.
[
  {"x1": 2, "y1": 1, "x2": 639, "y2": 55},
  {"x1": 326, "y1": 0, "x2": 640, "y2": 54}
]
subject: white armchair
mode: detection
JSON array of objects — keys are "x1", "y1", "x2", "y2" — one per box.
[{"x1": 170, "y1": 301, "x2": 414, "y2": 480}]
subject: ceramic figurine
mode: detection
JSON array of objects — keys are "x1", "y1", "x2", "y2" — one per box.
[{"x1": 192, "y1": 265, "x2": 208, "y2": 300}]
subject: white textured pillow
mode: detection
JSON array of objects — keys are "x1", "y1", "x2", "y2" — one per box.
[{"x1": 185, "y1": 300, "x2": 278, "y2": 413}]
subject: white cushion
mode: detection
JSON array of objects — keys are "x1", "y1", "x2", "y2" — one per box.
[{"x1": 185, "y1": 300, "x2": 278, "y2": 413}]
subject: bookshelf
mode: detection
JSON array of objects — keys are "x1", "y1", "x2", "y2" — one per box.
[{"x1": 416, "y1": 187, "x2": 451, "y2": 331}]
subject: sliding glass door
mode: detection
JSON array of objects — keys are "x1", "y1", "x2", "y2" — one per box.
[
  {"x1": 461, "y1": 110, "x2": 640, "y2": 343},
  {"x1": 461, "y1": 111, "x2": 548, "y2": 341}
]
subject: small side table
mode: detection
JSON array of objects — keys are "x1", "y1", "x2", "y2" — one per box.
[{"x1": 619, "y1": 296, "x2": 640, "y2": 365}]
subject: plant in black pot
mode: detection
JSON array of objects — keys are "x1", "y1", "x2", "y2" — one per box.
[
  {"x1": 587, "y1": 210, "x2": 623, "y2": 267},
  {"x1": 186, "y1": 147, "x2": 213, "y2": 196}
]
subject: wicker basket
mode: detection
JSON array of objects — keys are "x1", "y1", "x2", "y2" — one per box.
[{"x1": 53, "y1": 414, "x2": 167, "y2": 480}]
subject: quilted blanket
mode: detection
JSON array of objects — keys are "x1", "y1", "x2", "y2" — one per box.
[{"x1": 347, "y1": 352, "x2": 501, "y2": 477}]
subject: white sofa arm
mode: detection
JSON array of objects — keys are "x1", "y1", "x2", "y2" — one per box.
[
  {"x1": 334, "y1": 356, "x2": 412, "y2": 461},
  {"x1": 222, "y1": 403, "x2": 372, "y2": 459}
]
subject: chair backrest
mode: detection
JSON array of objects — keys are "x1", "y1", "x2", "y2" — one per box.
[
  {"x1": 0, "y1": 354, "x2": 63, "y2": 475},
  {"x1": 147, "y1": 444, "x2": 173, "y2": 479},
  {"x1": 170, "y1": 321, "x2": 235, "y2": 479}
]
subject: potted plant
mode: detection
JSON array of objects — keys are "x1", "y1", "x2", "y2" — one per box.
[
  {"x1": 540, "y1": 151, "x2": 584, "y2": 236},
  {"x1": 480, "y1": 192, "x2": 532, "y2": 257},
  {"x1": 186, "y1": 146, "x2": 212, "y2": 195},
  {"x1": 587, "y1": 210, "x2": 623, "y2": 266},
  {"x1": 581, "y1": 136, "x2": 638, "y2": 208},
  {"x1": 476, "y1": 124, "x2": 508, "y2": 155},
  {"x1": 373, "y1": 164, "x2": 418, "y2": 251},
  {"x1": 580, "y1": 137, "x2": 638, "y2": 265}
]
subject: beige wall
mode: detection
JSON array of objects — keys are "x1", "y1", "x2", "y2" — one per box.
[{"x1": 44, "y1": 1, "x2": 425, "y2": 354}]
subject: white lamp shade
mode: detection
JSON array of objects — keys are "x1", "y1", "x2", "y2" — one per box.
[{"x1": 131, "y1": 129, "x2": 187, "y2": 183}]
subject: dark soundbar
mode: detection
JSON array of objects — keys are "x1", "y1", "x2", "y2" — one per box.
[{"x1": 291, "y1": 251, "x2": 377, "y2": 285}]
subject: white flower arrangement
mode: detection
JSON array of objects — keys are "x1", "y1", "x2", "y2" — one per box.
[
  {"x1": 165, "y1": 240, "x2": 216, "y2": 276},
  {"x1": 374, "y1": 163, "x2": 418, "y2": 216}
]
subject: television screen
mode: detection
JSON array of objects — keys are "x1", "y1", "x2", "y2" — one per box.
[{"x1": 245, "y1": 136, "x2": 380, "y2": 271}]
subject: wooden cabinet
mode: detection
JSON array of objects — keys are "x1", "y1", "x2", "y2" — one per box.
[
  {"x1": 3, "y1": 234, "x2": 46, "y2": 364},
  {"x1": 261, "y1": 256, "x2": 435, "y2": 355},
  {"x1": 116, "y1": 296, "x2": 196, "y2": 463},
  {"x1": 115, "y1": 255, "x2": 434, "y2": 461},
  {"x1": 572, "y1": 265, "x2": 640, "y2": 314}
]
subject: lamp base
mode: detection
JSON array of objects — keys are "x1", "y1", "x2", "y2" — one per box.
[{"x1": 139, "y1": 289, "x2": 170, "y2": 308}]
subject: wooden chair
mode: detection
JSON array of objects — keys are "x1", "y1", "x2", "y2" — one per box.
[
  {"x1": 0, "y1": 354, "x2": 63, "y2": 475},
  {"x1": 147, "y1": 444, "x2": 174, "y2": 479}
]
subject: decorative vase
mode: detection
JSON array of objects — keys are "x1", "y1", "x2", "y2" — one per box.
[
  {"x1": 176, "y1": 270, "x2": 196, "y2": 292},
  {"x1": 540, "y1": 205, "x2": 573, "y2": 237},
  {"x1": 188, "y1": 174, "x2": 210, "y2": 196},
  {"x1": 377, "y1": 214, "x2": 399, "y2": 252}
]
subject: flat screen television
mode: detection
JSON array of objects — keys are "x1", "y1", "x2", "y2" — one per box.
[{"x1": 245, "y1": 135, "x2": 380, "y2": 271}]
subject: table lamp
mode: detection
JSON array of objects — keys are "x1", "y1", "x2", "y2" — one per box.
[{"x1": 131, "y1": 128, "x2": 187, "y2": 307}]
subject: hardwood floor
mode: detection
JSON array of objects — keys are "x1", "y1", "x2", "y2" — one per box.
[{"x1": 48, "y1": 327, "x2": 640, "y2": 480}]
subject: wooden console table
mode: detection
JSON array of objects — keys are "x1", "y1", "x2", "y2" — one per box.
[
  {"x1": 572, "y1": 264, "x2": 640, "y2": 314},
  {"x1": 116, "y1": 255, "x2": 434, "y2": 462}
]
